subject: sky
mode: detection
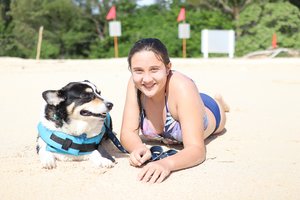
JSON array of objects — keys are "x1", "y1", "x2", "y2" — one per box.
[
  {"x1": 137, "y1": 0, "x2": 156, "y2": 6},
  {"x1": 90, "y1": 0, "x2": 157, "y2": 15}
]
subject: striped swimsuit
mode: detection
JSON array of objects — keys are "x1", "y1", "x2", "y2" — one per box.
[{"x1": 140, "y1": 95, "x2": 209, "y2": 144}]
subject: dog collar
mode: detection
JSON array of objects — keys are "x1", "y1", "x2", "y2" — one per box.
[{"x1": 38, "y1": 113, "x2": 112, "y2": 156}]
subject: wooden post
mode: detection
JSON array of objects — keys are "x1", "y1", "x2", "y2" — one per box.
[
  {"x1": 182, "y1": 38, "x2": 186, "y2": 58},
  {"x1": 114, "y1": 36, "x2": 119, "y2": 58},
  {"x1": 36, "y1": 26, "x2": 43, "y2": 60}
]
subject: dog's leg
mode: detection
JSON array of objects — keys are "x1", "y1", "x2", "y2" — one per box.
[
  {"x1": 37, "y1": 138, "x2": 57, "y2": 169},
  {"x1": 39, "y1": 149, "x2": 57, "y2": 169},
  {"x1": 90, "y1": 150, "x2": 114, "y2": 168}
]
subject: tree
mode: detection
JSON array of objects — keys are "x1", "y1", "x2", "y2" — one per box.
[
  {"x1": 236, "y1": 2, "x2": 300, "y2": 56},
  {"x1": 9, "y1": 0, "x2": 96, "y2": 58},
  {"x1": 186, "y1": 0, "x2": 253, "y2": 20},
  {"x1": 185, "y1": 0, "x2": 290, "y2": 38},
  {"x1": 0, "y1": 0, "x2": 11, "y2": 24},
  {"x1": 0, "y1": 0, "x2": 17, "y2": 56},
  {"x1": 289, "y1": 0, "x2": 300, "y2": 9},
  {"x1": 2, "y1": 0, "x2": 298, "y2": 58}
]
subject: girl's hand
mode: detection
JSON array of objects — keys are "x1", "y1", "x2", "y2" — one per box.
[
  {"x1": 138, "y1": 160, "x2": 171, "y2": 184},
  {"x1": 129, "y1": 145, "x2": 152, "y2": 167}
]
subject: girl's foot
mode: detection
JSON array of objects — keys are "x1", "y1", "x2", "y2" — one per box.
[{"x1": 214, "y1": 94, "x2": 230, "y2": 112}]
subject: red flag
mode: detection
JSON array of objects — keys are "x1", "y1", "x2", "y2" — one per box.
[
  {"x1": 177, "y1": 8, "x2": 185, "y2": 22},
  {"x1": 272, "y1": 33, "x2": 277, "y2": 49},
  {"x1": 106, "y1": 6, "x2": 116, "y2": 20}
]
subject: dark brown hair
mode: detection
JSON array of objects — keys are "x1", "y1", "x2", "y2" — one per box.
[{"x1": 127, "y1": 38, "x2": 170, "y2": 69}]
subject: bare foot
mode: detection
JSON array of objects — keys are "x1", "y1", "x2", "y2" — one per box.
[{"x1": 214, "y1": 94, "x2": 230, "y2": 112}]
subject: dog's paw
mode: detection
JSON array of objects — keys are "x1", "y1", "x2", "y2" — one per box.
[
  {"x1": 90, "y1": 150, "x2": 114, "y2": 168},
  {"x1": 39, "y1": 151, "x2": 57, "y2": 169}
]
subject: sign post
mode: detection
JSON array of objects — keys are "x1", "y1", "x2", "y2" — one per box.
[
  {"x1": 109, "y1": 21, "x2": 121, "y2": 58},
  {"x1": 178, "y1": 23, "x2": 190, "y2": 58},
  {"x1": 177, "y1": 8, "x2": 190, "y2": 58},
  {"x1": 106, "y1": 6, "x2": 121, "y2": 58},
  {"x1": 36, "y1": 26, "x2": 44, "y2": 60},
  {"x1": 272, "y1": 33, "x2": 277, "y2": 49}
]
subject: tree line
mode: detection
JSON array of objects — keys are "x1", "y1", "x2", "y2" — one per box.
[{"x1": 0, "y1": 0, "x2": 299, "y2": 58}]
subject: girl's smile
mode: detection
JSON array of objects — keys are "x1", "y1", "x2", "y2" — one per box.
[{"x1": 130, "y1": 50, "x2": 169, "y2": 98}]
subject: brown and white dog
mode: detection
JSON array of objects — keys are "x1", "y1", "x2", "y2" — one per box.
[{"x1": 37, "y1": 80, "x2": 115, "y2": 169}]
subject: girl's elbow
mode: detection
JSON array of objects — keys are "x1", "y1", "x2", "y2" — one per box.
[{"x1": 195, "y1": 146, "x2": 206, "y2": 165}]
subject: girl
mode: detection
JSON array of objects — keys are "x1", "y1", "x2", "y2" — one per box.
[{"x1": 120, "y1": 38, "x2": 229, "y2": 183}]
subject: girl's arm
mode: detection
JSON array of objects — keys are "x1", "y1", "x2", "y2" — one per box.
[
  {"x1": 138, "y1": 74, "x2": 206, "y2": 183},
  {"x1": 120, "y1": 78, "x2": 152, "y2": 165},
  {"x1": 167, "y1": 74, "x2": 207, "y2": 171}
]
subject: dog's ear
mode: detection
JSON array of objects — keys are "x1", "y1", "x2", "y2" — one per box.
[{"x1": 42, "y1": 90, "x2": 65, "y2": 106}]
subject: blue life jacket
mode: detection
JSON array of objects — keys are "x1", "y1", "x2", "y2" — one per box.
[{"x1": 38, "y1": 113, "x2": 112, "y2": 156}]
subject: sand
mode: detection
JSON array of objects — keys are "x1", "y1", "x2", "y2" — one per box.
[{"x1": 0, "y1": 57, "x2": 299, "y2": 200}]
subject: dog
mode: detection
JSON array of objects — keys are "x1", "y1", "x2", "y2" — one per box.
[{"x1": 37, "y1": 80, "x2": 116, "y2": 169}]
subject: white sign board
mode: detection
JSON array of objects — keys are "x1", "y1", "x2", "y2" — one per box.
[
  {"x1": 201, "y1": 29, "x2": 235, "y2": 58},
  {"x1": 109, "y1": 21, "x2": 121, "y2": 37},
  {"x1": 178, "y1": 23, "x2": 190, "y2": 39}
]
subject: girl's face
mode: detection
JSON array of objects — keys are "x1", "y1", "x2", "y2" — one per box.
[{"x1": 130, "y1": 50, "x2": 170, "y2": 98}]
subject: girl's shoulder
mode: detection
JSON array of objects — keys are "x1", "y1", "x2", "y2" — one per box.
[
  {"x1": 167, "y1": 70, "x2": 199, "y2": 105},
  {"x1": 169, "y1": 71, "x2": 197, "y2": 90},
  {"x1": 167, "y1": 71, "x2": 200, "y2": 120}
]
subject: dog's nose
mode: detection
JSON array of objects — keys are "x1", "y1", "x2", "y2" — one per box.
[{"x1": 106, "y1": 102, "x2": 113, "y2": 110}]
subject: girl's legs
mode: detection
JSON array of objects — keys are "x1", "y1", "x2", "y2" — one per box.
[
  {"x1": 203, "y1": 94, "x2": 230, "y2": 139},
  {"x1": 213, "y1": 94, "x2": 230, "y2": 134}
]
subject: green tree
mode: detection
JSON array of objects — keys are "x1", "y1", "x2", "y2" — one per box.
[
  {"x1": 2, "y1": 0, "x2": 298, "y2": 58},
  {"x1": 236, "y1": 2, "x2": 300, "y2": 56},
  {"x1": 288, "y1": 0, "x2": 300, "y2": 9},
  {"x1": 9, "y1": 0, "x2": 96, "y2": 58},
  {"x1": 0, "y1": 0, "x2": 17, "y2": 56},
  {"x1": 185, "y1": 0, "x2": 255, "y2": 22},
  {"x1": 89, "y1": 2, "x2": 233, "y2": 58},
  {"x1": 185, "y1": 0, "x2": 290, "y2": 38}
]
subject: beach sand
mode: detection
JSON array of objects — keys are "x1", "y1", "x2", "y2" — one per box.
[{"x1": 0, "y1": 57, "x2": 299, "y2": 200}]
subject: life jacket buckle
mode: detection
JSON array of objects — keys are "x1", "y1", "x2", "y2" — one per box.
[{"x1": 62, "y1": 138, "x2": 73, "y2": 150}]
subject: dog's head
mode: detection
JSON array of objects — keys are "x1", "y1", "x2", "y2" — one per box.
[{"x1": 42, "y1": 80, "x2": 113, "y2": 135}]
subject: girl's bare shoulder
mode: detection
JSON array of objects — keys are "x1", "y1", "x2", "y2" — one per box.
[{"x1": 169, "y1": 71, "x2": 197, "y2": 90}]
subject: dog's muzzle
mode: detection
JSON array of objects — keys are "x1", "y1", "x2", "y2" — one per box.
[
  {"x1": 80, "y1": 102, "x2": 113, "y2": 118},
  {"x1": 80, "y1": 110, "x2": 107, "y2": 118}
]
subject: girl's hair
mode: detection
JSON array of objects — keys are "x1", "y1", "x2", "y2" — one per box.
[
  {"x1": 127, "y1": 38, "x2": 170, "y2": 69},
  {"x1": 127, "y1": 38, "x2": 170, "y2": 130}
]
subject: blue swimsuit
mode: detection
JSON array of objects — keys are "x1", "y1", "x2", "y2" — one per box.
[{"x1": 140, "y1": 93, "x2": 220, "y2": 144}]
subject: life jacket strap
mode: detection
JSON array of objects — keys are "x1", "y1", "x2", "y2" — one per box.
[
  {"x1": 50, "y1": 134, "x2": 98, "y2": 153},
  {"x1": 104, "y1": 124, "x2": 128, "y2": 153}
]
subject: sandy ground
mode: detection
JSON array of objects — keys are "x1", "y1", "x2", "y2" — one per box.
[{"x1": 0, "y1": 57, "x2": 299, "y2": 200}]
